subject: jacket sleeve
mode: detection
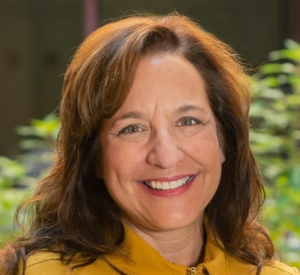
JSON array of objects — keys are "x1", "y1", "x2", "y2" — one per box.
[
  {"x1": 23, "y1": 260, "x2": 73, "y2": 275},
  {"x1": 20, "y1": 252, "x2": 72, "y2": 275},
  {"x1": 292, "y1": 267, "x2": 300, "y2": 275},
  {"x1": 261, "y1": 261, "x2": 300, "y2": 275}
]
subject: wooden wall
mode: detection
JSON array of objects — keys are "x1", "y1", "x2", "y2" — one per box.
[{"x1": 0, "y1": 0, "x2": 288, "y2": 157}]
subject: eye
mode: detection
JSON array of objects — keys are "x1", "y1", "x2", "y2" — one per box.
[
  {"x1": 177, "y1": 117, "x2": 201, "y2": 126},
  {"x1": 118, "y1": 124, "x2": 142, "y2": 135}
]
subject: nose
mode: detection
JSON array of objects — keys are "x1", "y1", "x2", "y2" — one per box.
[{"x1": 146, "y1": 129, "x2": 185, "y2": 169}]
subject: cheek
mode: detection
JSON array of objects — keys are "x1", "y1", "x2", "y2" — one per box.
[
  {"x1": 182, "y1": 131, "x2": 223, "y2": 164},
  {"x1": 102, "y1": 140, "x2": 143, "y2": 180}
]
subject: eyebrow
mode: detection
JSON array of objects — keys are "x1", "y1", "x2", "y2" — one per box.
[
  {"x1": 111, "y1": 105, "x2": 208, "y2": 127},
  {"x1": 175, "y1": 104, "x2": 208, "y2": 115},
  {"x1": 111, "y1": 111, "x2": 144, "y2": 127}
]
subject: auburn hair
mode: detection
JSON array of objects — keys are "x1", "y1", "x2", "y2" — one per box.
[{"x1": 0, "y1": 13, "x2": 274, "y2": 275}]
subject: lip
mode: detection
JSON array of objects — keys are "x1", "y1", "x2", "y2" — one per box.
[
  {"x1": 139, "y1": 174, "x2": 194, "y2": 182},
  {"x1": 138, "y1": 175, "x2": 196, "y2": 197}
]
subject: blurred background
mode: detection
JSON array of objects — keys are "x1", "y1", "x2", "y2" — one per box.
[{"x1": 0, "y1": 0, "x2": 299, "y2": 268}]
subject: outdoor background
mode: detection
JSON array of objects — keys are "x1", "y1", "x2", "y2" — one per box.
[{"x1": 0, "y1": 0, "x2": 299, "y2": 268}]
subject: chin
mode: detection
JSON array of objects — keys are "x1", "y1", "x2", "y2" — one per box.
[{"x1": 149, "y1": 212, "x2": 203, "y2": 232}]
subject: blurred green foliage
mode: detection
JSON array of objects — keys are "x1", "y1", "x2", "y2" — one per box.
[
  {"x1": 250, "y1": 39, "x2": 300, "y2": 267},
  {"x1": 0, "y1": 114, "x2": 60, "y2": 244},
  {"x1": 0, "y1": 41, "x2": 299, "y2": 268}
]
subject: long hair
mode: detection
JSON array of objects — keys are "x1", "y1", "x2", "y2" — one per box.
[{"x1": 0, "y1": 13, "x2": 275, "y2": 275}]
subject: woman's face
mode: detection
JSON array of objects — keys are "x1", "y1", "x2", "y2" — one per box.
[{"x1": 99, "y1": 54, "x2": 224, "y2": 232}]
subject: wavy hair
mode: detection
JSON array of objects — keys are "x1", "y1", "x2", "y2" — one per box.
[{"x1": 0, "y1": 13, "x2": 275, "y2": 275}]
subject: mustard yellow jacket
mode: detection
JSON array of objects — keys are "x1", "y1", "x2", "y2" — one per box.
[{"x1": 21, "y1": 226, "x2": 299, "y2": 275}]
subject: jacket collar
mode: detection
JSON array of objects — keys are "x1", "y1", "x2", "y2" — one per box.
[{"x1": 103, "y1": 221, "x2": 255, "y2": 275}]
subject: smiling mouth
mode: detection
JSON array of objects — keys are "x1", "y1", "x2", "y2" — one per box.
[{"x1": 142, "y1": 176, "x2": 193, "y2": 190}]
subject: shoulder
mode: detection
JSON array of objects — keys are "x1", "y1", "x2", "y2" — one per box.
[
  {"x1": 225, "y1": 252, "x2": 299, "y2": 275},
  {"x1": 22, "y1": 252, "x2": 120, "y2": 275},
  {"x1": 261, "y1": 260, "x2": 300, "y2": 275},
  {"x1": 20, "y1": 252, "x2": 71, "y2": 275}
]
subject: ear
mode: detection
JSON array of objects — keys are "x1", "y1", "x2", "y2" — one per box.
[
  {"x1": 219, "y1": 148, "x2": 225, "y2": 164},
  {"x1": 221, "y1": 154, "x2": 225, "y2": 164}
]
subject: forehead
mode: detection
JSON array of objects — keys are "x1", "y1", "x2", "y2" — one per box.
[{"x1": 114, "y1": 54, "x2": 211, "y2": 115}]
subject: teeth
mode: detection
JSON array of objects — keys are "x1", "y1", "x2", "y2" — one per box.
[
  {"x1": 170, "y1": 181, "x2": 178, "y2": 189},
  {"x1": 144, "y1": 176, "x2": 191, "y2": 190},
  {"x1": 156, "y1": 181, "x2": 162, "y2": 189},
  {"x1": 162, "y1": 182, "x2": 169, "y2": 190}
]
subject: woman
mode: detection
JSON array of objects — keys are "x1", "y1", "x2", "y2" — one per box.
[{"x1": 0, "y1": 13, "x2": 299, "y2": 275}]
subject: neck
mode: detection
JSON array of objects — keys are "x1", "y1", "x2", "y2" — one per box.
[{"x1": 125, "y1": 216, "x2": 205, "y2": 267}]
